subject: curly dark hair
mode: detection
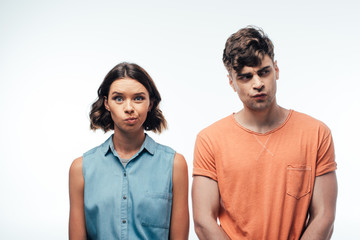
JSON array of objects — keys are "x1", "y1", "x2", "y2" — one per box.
[
  {"x1": 89, "y1": 62, "x2": 167, "y2": 133},
  {"x1": 222, "y1": 26, "x2": 274, "y2": 74}
]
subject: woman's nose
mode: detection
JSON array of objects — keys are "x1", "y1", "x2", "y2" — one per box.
[{"x1": 124, "y1": 100, "x2": 134, "y2": 113}]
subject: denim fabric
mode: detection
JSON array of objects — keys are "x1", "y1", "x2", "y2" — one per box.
[{"x1": 83, "y1": 134, "x2": 175, "y2": 240}]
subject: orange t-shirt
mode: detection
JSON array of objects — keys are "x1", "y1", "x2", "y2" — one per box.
[{"x1": 193, "y1": 110, "x2": 337, "y2": 240}]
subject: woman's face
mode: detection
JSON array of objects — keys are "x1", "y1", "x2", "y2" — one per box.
[{"x1": 104, "y1": 78, "x2": 152, "y2": 135}]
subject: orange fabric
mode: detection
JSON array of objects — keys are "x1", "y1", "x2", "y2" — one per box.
[{"x1": 193, "y1": 110, "x2": 336, "y2": 240}]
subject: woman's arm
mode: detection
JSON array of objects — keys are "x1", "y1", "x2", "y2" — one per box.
[
  {"x1": 69, "y1": 157, "x2": 87, "y2": 240},
  {"x1": 170, "y1": 153, "x2": 189, "y2": 240}
]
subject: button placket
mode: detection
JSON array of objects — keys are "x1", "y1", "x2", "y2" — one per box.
[{"x1": 121, "y1": 170, "x2": 128, "y2": 239}]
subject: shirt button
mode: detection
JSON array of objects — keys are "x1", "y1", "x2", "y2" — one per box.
[
  {"x1": 122, "y1": 220, "x2": 127, "y2": 224},
  {"x1": 123, "y1": 195, "x2": 127, "y2": 200},
  {"x1": 124, "y1": 172, "x2": 127, "y2": 177}
]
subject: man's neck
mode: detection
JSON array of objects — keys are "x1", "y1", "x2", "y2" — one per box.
[{"x1": 234, "y1": 104, "x2": 289, "y2": 134}]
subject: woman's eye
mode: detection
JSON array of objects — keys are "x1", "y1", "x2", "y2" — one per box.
[
  {"x1": 134, "y1": 96, "x2": 144, "y2": 101},
  {"x1": 115, "y1": 97, "x2": 123, "y2": 102}
]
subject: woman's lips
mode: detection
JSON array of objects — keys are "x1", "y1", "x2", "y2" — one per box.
[{"x1": 125, "y1": 117, "x2": 137, "y2": 124}]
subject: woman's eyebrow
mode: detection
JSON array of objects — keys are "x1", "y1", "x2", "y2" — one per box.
[
  {"x1": 111, "y1": 91, "x2": 147, "y2": 96},
  {"x1": 111, "y1": 91, "x2": 124, "y2": 95}
]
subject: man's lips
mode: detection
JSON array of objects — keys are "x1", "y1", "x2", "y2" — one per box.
[{"x1": 252, "y1": 93, "x2": 267, "y2": 98}]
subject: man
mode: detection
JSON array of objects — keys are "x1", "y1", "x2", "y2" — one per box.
[{"x1": 192, "y1": 26, "x2": 337, "y2": 240}]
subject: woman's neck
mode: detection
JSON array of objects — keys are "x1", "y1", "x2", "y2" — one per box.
[{"x1": 112, "y1": 129, "x2": 146, "y2": 159}]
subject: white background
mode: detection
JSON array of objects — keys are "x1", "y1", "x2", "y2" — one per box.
[{"x1": 1, "y1": 0, "x2": 359, "y2": 239}]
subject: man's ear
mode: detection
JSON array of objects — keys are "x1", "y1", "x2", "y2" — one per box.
[
  {"x1": 274, "y1": 60, "x2": 279, "y2": 80},
  {"x1": 104, "y1": 96, "x2": 110, "y2": 111},
  {"x1": 228, "y1": 74, "x2": 236, "y2": 92}
]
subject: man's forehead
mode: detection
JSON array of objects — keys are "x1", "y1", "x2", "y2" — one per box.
[{"x1": 239, "y1": 56, "x2": 273, "y2": 74}]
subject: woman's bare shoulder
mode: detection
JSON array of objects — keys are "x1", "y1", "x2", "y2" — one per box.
[{"x1": 69, "y1": 156, "x2": 84, "y2": 179}]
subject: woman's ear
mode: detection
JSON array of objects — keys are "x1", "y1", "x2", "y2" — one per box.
[
  {"x1": 104, "y1": 96, "x2": 110, "y2": 111},
  {"x1": 148, "y1": 100, "x2": 154, "y2": 112}
]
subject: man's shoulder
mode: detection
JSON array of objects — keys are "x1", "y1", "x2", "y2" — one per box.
[
  {"x1": 198, "y1": 114, "x2": 234, "y2": 137},
  {"x1": 290, "y1": 110, "x2": 331, "y2": 134}
]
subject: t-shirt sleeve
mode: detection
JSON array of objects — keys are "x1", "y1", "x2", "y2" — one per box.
[
  {"x1": 193, "y1": 133, "x2": 218, "y2": 181},
  {"x1": 316, "y1": 125, "x2": 337, "y2": 176}
]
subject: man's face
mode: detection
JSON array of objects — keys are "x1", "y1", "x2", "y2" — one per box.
[{"x1": 228, "y1": 55, "x2": 279, "y2": 112}]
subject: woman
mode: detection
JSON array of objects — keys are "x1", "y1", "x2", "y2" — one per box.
[{"x1": 69, "y1": 62, "x2": 189, "y2": 239}]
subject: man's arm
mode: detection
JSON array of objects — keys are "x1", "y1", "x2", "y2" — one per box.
[
  {"x1": 192, "y1": 176, "x2": 230, "y2": 240},
  {"x1": 301, "y1": 171, "x2": 338, "y2": 240}
]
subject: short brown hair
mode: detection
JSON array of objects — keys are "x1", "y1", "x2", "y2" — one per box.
[
  {"x1": 90, "y1": 62, "x2": 167, "y2": 133},
  {"x1": 223, "y1": 26, "x2": 274, "y2": 74}
]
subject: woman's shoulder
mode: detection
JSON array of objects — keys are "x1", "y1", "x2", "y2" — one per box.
[
  {"x1": 83, "y1": 135, "x2": 113, "y2": 158},
  {"x1": 69, "y1": 156, "x2": 84, "y2": 181},
  {"x1": 173, "y1": 153, "x2": 187, "y2": 171},
  {"x1": 146, "y1": 135, "x2": 175, "y2": 155}
]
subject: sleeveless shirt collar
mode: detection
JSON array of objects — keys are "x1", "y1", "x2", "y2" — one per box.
[{"x1": 102, "y1": 133, "x2": 156, "y2": 156}]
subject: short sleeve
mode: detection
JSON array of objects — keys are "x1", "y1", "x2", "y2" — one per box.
[
  {"x1": 193, "y1": 133, "x2": 218, "y2": 181},
  {"x1": 316, "y1": 125, "x2": 337, "y2": 176}
]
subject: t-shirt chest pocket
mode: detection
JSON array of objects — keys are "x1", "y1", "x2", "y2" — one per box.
[{"x1": 286, "y1": 165, "x2": 312, "y2": 199}]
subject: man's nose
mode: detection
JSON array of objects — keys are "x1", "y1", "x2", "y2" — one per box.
[{"x1": 253, "y1": 75, "x2": 264, "y2": 91}]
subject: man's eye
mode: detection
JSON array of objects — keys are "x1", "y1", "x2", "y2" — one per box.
[
  {"x1": 239, "y1": 75, "x2": 252, "y2": 81},
  {"x1": 259, "y1": 70, "x2": 270, "y2": 77}
]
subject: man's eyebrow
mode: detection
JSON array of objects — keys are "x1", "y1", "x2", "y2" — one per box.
[
  {"x1": 257, "y1": 66, "x2": 271, "y2": 73},
  {"x1": 237, "y1": 72, "x2": 253, "y2": 78},
  {"x1": 237, "y1": 66, "x2": 271, "y2": 77}
]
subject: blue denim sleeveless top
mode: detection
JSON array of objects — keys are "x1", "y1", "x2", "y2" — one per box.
[{"x1": 83, "y1": 134, "x2": 175, "y2": 240}]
